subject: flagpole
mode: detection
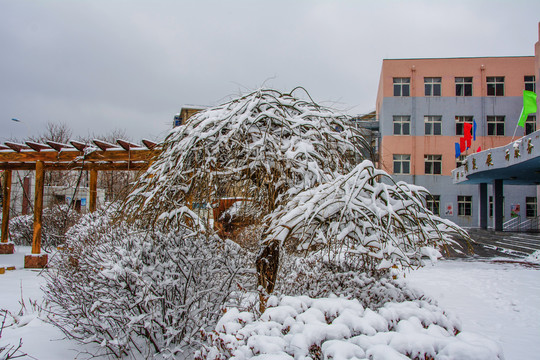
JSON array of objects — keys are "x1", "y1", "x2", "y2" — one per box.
[{"x1": 511, "y1": 109, "x2": 523, "y2": 142}]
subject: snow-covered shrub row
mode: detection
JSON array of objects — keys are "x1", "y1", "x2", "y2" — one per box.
[
  {"x1": 123, "y1": 88, "x2": 371, "y2": 229},
  {"x1": 196, "y1": 295, "x2": 503, "y2": 360},
  {"x1": 8, "y1": 204, "x2": 80, "y2": 247},
  {"x1": 276, "y1": 255, "x2": 422, "y2": 310},
  {"x1": 263, "y1": 161, "x2": 466, "y2": 272},
  {"x1": 43, "y1": 210, "x2": 253, "y2": 358}
]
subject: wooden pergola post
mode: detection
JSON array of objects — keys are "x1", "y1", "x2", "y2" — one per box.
[
  {"x1": 25, "y1": 160, "x2": 48, "y2": 268},
  {"x1": 0, "y1": 170, "x2": 14, "y2": 254},
  {"x1": 89, "y1": 169, "x2": 98, "y2": 212}
]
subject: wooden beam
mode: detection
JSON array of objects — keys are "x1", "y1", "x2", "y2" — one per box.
[
  {"x1": 89, "y1": 169, "x2": 98, "y2": 212},
  {"x1": 25, "y1": 141, "x2": 50, "y2": 152},
  {"x1": 46, "y1": 141, "x2": 71, "y2": 151},
  {"x1": 117, "y1": 139, "x2": 141, "y2": 151},
  {"x1": 70, "y1": 140, "x2": 89, "y2": 151},
  {"x1": 31, "y1": 161, "x2": 45, "y2": 254},
  {"x1": 0, "y1": 161, "x2": 150, "y2": 171},
  {"x1": 142, "y1": 139, "x2": 158, "y2": 149},
  {"x1": 4, "y1": 142, "x2": 30, "y2": 152},
  {"x1": 0, "y1": 149, "x2": 158, "y2": 163},
  {"x1": 1, "y1": 170, "x2": 12, "y2": 243},
  {"x1": 93, "y1": 139, "x2": 119, "y2": 151}
]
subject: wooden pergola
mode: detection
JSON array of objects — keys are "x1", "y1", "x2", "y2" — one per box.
[{"x1": 0, "y1": 139, "x2": 159, "y2": 268}]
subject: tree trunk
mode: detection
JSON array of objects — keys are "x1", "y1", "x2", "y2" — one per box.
[{"x1": 255, "y1": 241, "x2": 279, "y2": 312}]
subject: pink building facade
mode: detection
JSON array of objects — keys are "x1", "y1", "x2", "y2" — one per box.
[{"x1": 376, "y1": 56, "x2": 537, "y2": 228}]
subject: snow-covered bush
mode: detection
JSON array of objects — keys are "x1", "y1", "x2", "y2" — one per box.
[
  {"x1": 9, "y1": 204, "x2": 80, "y2": 248},
  {"x1": 263, "y1": 161, "x2": 466, "y2": 273},
  {"x1": 276, "y1": 255, "x2": 422, "y2": 310},
  {"x1": 196, "y1": 295, "x2": 503, "y2": 360},
  {"x1": 43, "y1": 210, "x2": 253, "y2": 358}
]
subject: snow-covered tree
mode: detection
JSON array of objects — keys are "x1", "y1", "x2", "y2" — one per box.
[
  {"x1": 122, "y1": 88, "x2": 466, "y2": 309},
  {"x1": 123, "y1": 88, "x2": 371, "y2": 229}
]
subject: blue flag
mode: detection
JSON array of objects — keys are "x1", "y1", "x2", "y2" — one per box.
[
  {"x1": 473, "y1": 119, "x2": 477, "y2": 141},
  {"x1": 455, "y1": 143, "x2": 461, "y2": 158}
]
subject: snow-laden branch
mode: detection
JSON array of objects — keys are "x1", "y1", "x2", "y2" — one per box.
[{"x1": 263, "y1": 160, "x2": 467, "y2": 272}]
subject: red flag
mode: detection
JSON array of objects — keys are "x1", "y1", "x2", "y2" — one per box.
[
  {"x1": 477, "y1": 146, "x2": 481, "y2": 152},
  {"x1": 464, "y1": 122, "x2": 473, "y2": 141},
  {"x1": 466, "y1": 137, "x2": 471, "y2": 149},
  {"x1": 460, "y1": 137, "x2": 466, "y2": 152}
]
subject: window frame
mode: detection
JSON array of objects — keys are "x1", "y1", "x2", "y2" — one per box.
[
  {"x1": 393, "y1": 77, "x2": 410, "y2": 97},
  {"x1": 487, "y1": 115, "x2": 505, "y2": 136},
  {"x1": 455, "y1": 115, "x2": 474, "y2": 136},
  {"x1": 525, "y1": 115, "x2": 536, "y2": 135},
  {"x1": 393, "y1": 154, "x2": 411, "y2": 175},
  {"x1": 426, "y1": 195, "x2": 441, "y2": 216},
  {"x1": 424, "y1": 154, "x2": 442, "y2": 175},
  {"x1": 393, "y1": 115, "x2": 411, "y2": 135},
  {"x1": 526, "y1": 197, "x2": 537, "y2": 218},
  {"x1": 424, "y1": 77, "x2": 441, "y2": 97},
  {"x1": 458, "y1": 195, "x2": 472, "y2": 216},
  {"x1": 525, "y1": 75, "x2": 536, "y2": 93},
  {"x1": 424, "y1": 115, "x2": 442, "y2": 135},
  {"x1": 486, "y1": 76, "x2": 505, "y2": 96},
  {"x1": 455, "y1": 77, "x2": 473, "y2": 96}
]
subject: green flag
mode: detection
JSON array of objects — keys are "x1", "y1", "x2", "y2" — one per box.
[{"x1": 518, "y1": 90, "x2": 537, "y2": 127}]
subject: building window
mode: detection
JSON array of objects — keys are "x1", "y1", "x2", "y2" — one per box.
[
  {"x1": 425, "y1": 77, "x2": 441, "y2": 96},
  {"x1": 455, "y1": 77, "x2": 473, "y2": 96},
  {"x1": 458, "y1": 195, "x2": 472, "y2": 216},
  {"x1": 393, "y1": 115, "x2": 411, "y2": 135},
  {"x1": 456, "y1": 155, "x2": 467, "y2": 168},
  {"x1": 525, "y1": 75, "x2": 536, "y2": 93},
  {"x1": 393, "y1": 154, "x2": 411, "y2": 174},
  {"x1": 526, "y1": 197, "x2": 537, "y2": 218},
  {"x1": 424, "y1": 155, "x2": 442, "y2": 175},
  {"x1": 455, "y1": 116, "x2": 474, "y2": 136},
  {"x1": 525, "y1": 115, "x2": 536, "y2": 135},
  {"x1": 487, "y1": 116, "x2": 505, "y2": 136},
  {"x1": 426, "y1": 195, "x2": 440, "y2": 215},
  {"x1": 487, "y1": 76, "x2": 504, "y2": 96},
  {"x1": 393, "y1": 78, "x2": 410, "y2": 97},
  {"x1": 425, "y1": 116, "x2": 442, "y2": 135}
]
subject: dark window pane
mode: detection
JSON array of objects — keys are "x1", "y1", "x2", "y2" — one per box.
[
  {"x1": 434, "y1": 162, "x2": 441, "y2": 174},
  {"x1": 464, "y1": 84, "x2": 472, "y2": 96},
  {"x1": 394, "y1": 123, "x2": 400, "y2": 134},
  {"x1": 394, "y1": 85, "x2": 400, "y2": 96},
  {"x1": 403, "y1": 162, "x2": 410, "y2": 174},
  {"x1": 403, "y1": 123, "x2": 410, "y2": 135},
  {"x1": 456, "y1": 84, "x2": 463, "y2": 96},
  {"x1": 433, "y1": 85, "x2": 441, "y2": 96},
  {"x1": 402, "y1": 85, "x2": 410, "y2": 97},
  {"x1": 434, "y1": 123, "x2": 441, "y2": 135}
]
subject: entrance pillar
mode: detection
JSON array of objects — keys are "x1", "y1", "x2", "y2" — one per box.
[
  {"x1": 479, "y1": 183, "x2": 488, "y2": 229},
  {"x1": 493, "y1": 179, "x2": 504, "y2": 232}
]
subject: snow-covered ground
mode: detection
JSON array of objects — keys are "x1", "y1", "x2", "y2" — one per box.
[
  {"x1": 1, "y1": 247, "x2": 539, "y2": 359},
  {"x1": 405, "y1": 257, "x2": 540, "y2": 360}
]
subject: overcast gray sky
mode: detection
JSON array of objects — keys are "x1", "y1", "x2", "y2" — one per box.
[{"x1": 1, "y1": 0, "x2": 539, "y2": 143}]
